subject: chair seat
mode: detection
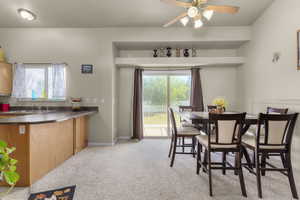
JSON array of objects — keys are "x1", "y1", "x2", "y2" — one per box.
[
  {"x1": 196, "y1": 135, "x2": 237, "y2": 149},
  {"x1": 177, "y1": 127, "x2": 200, "y2": 136},
  {"x1": 180, "y1": 121, "x2": 195, "y2": 128},
  {"x1": 242, "y1": 134, "x2": 286, "y2": 150}
]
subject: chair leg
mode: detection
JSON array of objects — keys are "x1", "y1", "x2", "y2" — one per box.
[
  {"x1": 168, "y1": 135, "x2": 174, "y2": 158},
  {"x1": 208, "y1": 150, "x2": 213, "y2": 196},
  {"x1": 170, "y1": 136, "x2": 177, "y2": 167},
  {"x1": 255, "y1": 151, "x2": 263, "y2": 198},
  {"x1": 237, "y1": 152, "x2": 247, "y2": 197},
  {"x1": 203, "y1": 149, "x2": 208, "y2": 173},
  {"x1": 261, "y1": 153, "x2": 267, "y2": 176},
  {"x1": 242, "y1": 146, "x2": 253, "y2": 169},
  {"x1": 196, "y1": 142, "x2": 201, "y2": 174},
  {"x1": 286, "y1": 153, "x2": 299, "y2": 199},
  {"x1": 222, "y1": 152, "x2": 226, "y2": 175},
  {"x1": 192, "y1": 136, "x2": 196, "y2": 158},
  {"x1": 182, "y1": 137, "x2": 185, "y2": 153}
]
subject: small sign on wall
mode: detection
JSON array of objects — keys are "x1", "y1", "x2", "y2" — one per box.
[{"x1": 81, "y1": 64, "x2": 93, "y2": 74}]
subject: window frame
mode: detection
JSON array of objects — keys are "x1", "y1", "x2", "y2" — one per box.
[{"x1": 17, "y1": 64, "x2": 67, "y2": 102}]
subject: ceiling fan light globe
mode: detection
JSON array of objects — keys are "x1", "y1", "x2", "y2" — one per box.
[
  {"x1": 18, "y1": 8, "x2": 36, "y2": 21},
  {"x1": 187, "y1": 6, "x2": 198, "y2": 18},
  {"x1": 180, "y1": 16, "x2": 189, "y2": 26},
  {"x1": 194, "y1": 19, "x2": 203, "y2": 29},
  {"x1": 203, "y1": 10, "x2": 214, "y2": 21}
]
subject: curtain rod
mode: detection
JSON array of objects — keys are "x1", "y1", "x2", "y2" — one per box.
[
  {"x1": 139, "y1": 67, "x2": 202, "y2": 71},
  {"x1": 14, "y1": 62, "x2": 68, "y2": 66}
]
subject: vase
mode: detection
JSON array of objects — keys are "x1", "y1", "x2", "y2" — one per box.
[
  {"x1": 217, "y1": 106, "x2": 224, "y2": 113},
  {"x1": 176, "y1": 48, "x2": 180, "y2": 57},
  {"x1": 183, "y1": 49, "x2": 189, "y2": 57},
  {"x1": 192, "y1": 48, "x2": 197, "y2": 57},
  {"x1": 153, "y1": 49, "x2": 158, "y2": 58},
  {"x1": 166, "y1": 47, "x2": 172, "y2": 57}
]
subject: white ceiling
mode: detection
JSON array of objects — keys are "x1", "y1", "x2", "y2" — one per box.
[{"x1": 0, "y1": 0, "x2": 274, "y2": 28}]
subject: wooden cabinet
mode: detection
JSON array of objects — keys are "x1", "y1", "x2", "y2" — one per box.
[
  {"x1": 0, "y1": 62, "x2": 12, "y2": 96},
  {"x1": 74, "y1": 116, "x2": 88, "y2": 154}
]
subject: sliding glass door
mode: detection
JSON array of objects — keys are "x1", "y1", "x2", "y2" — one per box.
[{"x1": 143, "y1": 71, "x2": 191, "y2": 137}]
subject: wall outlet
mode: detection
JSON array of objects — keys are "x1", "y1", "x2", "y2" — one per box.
[{"x1": 19, "y1": 125, "x2": 26, "y2": 135}]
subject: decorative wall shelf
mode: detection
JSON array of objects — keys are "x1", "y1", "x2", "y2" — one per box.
[{"x1": 115, "y1": 57, "x2": 245, "y2": 67}]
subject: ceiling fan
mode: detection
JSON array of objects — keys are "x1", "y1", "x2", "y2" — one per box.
[{"x1": 161, "y1": 0, "x2": 239, "y2": 28}]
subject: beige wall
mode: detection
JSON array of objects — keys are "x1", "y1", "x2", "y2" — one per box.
[
  {"x1": 0, "y1": 27, "x2": 251, "y2": 144},
  {"x1": 238, "y1": 0, "x2": 300, "y2": 153},
  {"x1": 238, "y1": 0, "x2": 300, "y2": 113}
]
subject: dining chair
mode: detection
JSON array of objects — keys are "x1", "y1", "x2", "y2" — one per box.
[
  {"x1": 267, "y1": 107, "x2": 288, "y2": 114},
  {"x1": 196, "y1": 113, "x2": 247, "y2": 197},
  {"x1": 242, "y1": 113, "x2": 299, "y2": 199},
  {"x1": 178, "y1": 105, "x2": 202, "y2": 128},
  {"x1": 168, "y1": 107, "x2": 200, "y2": 167}
]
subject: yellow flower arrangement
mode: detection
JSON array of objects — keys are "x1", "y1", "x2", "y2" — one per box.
[{"x1": 212, "y1": 97, "x2": 228, "y2": 108}]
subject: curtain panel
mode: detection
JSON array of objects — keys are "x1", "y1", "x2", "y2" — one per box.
[
  {"x1": 190, "y1": 68, "x2": 204, "y2": 111},
  {"x1": 132, "y1": 68, "x2": 144, "y2": 140}
]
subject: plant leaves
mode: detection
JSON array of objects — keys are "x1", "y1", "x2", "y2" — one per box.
[
  {"x1": 6, "y1": 147, "x2": 16, "y2": 154},
  {"x1": 3, "y1": 171, "x2": 19, "y2": 186},
  {"x1": 0, "y1": 141, "x2": 7, "y2": 149},
  {"x1": 9, "y1": 159, "x2": 17, "y2": 165}
]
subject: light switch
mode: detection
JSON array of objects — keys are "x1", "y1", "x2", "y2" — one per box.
[{"x1": 19, "y1": 125, "x2": 26, "y2": 135}]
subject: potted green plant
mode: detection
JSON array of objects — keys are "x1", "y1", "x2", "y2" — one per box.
[{"x1": 0, "y1": 140, "x2": 20, "y2": 198}]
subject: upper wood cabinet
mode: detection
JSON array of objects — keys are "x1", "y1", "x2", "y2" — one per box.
[{"x1": 0, "y1": 62, "x2": 12, "y2": 96}]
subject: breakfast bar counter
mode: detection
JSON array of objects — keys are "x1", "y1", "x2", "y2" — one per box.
[{"x1": 0, "y1": 108, "x2": 98, "y2": 187}]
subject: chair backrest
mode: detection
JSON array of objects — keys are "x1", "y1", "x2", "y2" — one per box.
[
  {"x1": 209, "y1": 113, "x2": 246, "y2": 147},
  {"x1": 179, "y1": 105, "x2": 203, "y2": 112},
  {"x1": 257, "y1": 113, "x2": 298, "y2": 150},
  {"x1": 168, "y1": 108, "x2": 178, "y2": 136},
  {"x1": 207, "y1": 105, "x2": 217, "y2": 112},
  {"x1": 267, "y1": 107, "x2": 288, "y2": 114}
]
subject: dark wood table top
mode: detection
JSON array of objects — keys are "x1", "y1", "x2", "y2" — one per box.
[{"x1": 180, "y1": 111, "x2": 258, "y2": 125}]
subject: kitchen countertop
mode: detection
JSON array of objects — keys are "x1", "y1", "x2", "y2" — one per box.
[{"x1": 0, "y1": 110, "x2": 97, "y2": 124}]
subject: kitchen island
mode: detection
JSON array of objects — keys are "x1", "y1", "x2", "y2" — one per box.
[{"x1": 0, "y1": 108, "x2": 97, "y2": 186}]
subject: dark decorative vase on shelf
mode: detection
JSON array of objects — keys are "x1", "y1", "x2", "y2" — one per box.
[
  {"x1": 166, "y1": 47, "x2": 172, "y2": 57},
  {"x1": 153, "y1": 49, "x2": 158, "y2": 58},
  {"x1": 183, "y1": 49, "x2": 190, "y2": 57},
  {"x1": 176, "y1": 48, "x2": 180, "y2": 57}
]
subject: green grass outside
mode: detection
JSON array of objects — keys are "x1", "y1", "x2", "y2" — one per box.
[{"x1": 144, "y1": 112, "x2": 180, "y2": 125}]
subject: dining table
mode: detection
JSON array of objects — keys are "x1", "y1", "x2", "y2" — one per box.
[
  {"x1": 179, "y1": 111, "x2": 259, "y2": 171},
  {"x1": 179, "y1": 111, "x2": 258, "y2": 135}
]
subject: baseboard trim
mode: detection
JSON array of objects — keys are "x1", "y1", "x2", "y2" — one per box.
[
  {"x1": 88, "y1": 142, "x2": 114, "y2": 146},
  {"x1": 118, "y1": 136, "x2": 132, "y2": 140}
]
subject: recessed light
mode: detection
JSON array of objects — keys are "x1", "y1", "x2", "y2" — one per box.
[{"x1": 17, "y1": 8, "x2": 36, "y2": 21}]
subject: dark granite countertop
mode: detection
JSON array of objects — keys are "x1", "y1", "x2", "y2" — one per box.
[{"x1": 0, "y1": 108, "x2": 98, "y2": 124}]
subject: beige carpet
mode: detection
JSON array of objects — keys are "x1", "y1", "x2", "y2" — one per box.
[{"x1": 2, "y1": 139, "x2": 300, "y2": 200}]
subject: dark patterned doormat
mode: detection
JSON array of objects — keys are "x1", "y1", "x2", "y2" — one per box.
[{"x1": 28, "y1": 185, "x2": 76, "y2": 200}]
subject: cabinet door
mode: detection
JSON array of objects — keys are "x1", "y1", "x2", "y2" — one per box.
[
  {"x1": 74, "y1": 116, "x2": 88, "y2": 154},
  {"x1": 0, "y1": 62, "x2": 12, "y2": 95}
]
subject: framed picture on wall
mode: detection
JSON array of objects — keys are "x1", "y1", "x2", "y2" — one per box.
[
  {"x1": 81, "y1": 64, "x2": 93, "y2": 74},
  {"x1": 298, "y1": 30, "x2": 300, "y2": 70}
]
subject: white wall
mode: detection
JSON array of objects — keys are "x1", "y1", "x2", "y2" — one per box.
[
  {"x1": 238, "y1": 0, "x2": 300, "y2": 153},
  {"x1": 238, "y1": 0, "x2": 300, "y2": 113},
  {"x1": 0, "y1": 27, "x2": 251, "y2": 144}
]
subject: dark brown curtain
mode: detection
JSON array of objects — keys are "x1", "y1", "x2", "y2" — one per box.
[
  {"x1": 132, "y1": 68, "x2": 144, "y2": 140},
  {"x1": 190, "y1": 68, "x2": 204, "y2": 111}
]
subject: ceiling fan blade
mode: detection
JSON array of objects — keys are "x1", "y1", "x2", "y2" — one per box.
[
  {"x1": 161, "y1": 0, "x2": 193, "y2": 8},
  {"x1": 163, "y1": 12, "x2": 188, "y2": 27},
  {"x1": 205, "y1": 5, "x2": 240, "y2": 14}
]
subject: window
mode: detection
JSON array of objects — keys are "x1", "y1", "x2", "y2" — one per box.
[{"x1": 12, "y1": 63, "x2": 67, "y2": 101}]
